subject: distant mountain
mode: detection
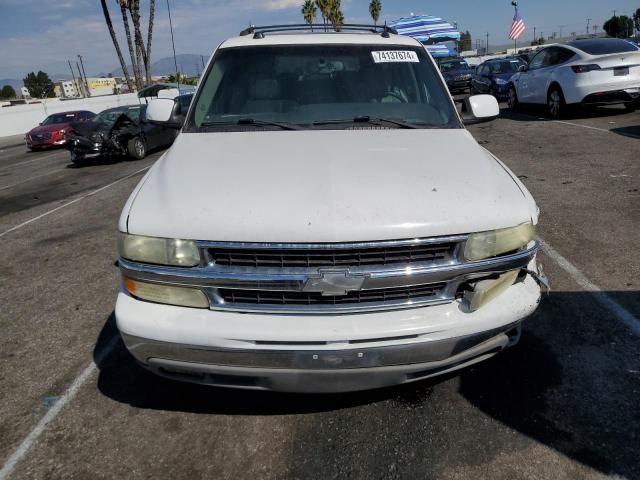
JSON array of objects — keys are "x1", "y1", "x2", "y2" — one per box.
[{"x1": 110, "y1": 54, "x2": 208, "y2": 77}]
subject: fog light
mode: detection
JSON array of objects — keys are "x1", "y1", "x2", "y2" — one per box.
[
  {"x1": 123, "y1": 276, "x2": 209, "y2": 308},
  {"x1": 463, "y1": 270, "x2": 519, "y2": 312}
]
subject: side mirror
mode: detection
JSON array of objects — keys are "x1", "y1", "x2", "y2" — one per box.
[
  {"x1": 146, "y1": 98, "x2": 183, "y2": 129},
  {"x1": 462, "y1": 95, "x2": 500, "y2": 125},
  {"x1": 518, "y1": 64, "x2": 527, "y2": 72}
]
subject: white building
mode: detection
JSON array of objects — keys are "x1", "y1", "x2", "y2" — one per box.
[{"x1": 60, "y1": 80, "x2": 79, "y2": 98}]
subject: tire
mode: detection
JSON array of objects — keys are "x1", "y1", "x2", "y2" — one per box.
[
  {"x1": 547, "y1": 85, "x2": 566, "y2": 119},
  {"x1": 507, "y1": 85, "x2": 520, "y2": 111},
  {"x1": 127, "y1": 136, "x2": 146, "y2": 160},
  {"x1": 624, "y1": 102, "x2": 637, "y2": 112}
]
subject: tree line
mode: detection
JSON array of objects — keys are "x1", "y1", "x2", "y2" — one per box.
[{"x1": 301, "y1": 0, "x2": 382, "y2": 30}]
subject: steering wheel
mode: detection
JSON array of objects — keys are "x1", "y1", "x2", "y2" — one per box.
[{"x1": 382, "y1": 91, "x2": 407, "y2": 103}]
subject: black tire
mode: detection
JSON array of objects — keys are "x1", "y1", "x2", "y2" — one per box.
[
  {"x1": 507, "y1": 85, "x2": 520, "y2": 111},
  {"x1": 547, "y1": 85, "x2": 566, "y2": 119},
  {"x1": 127, "y1": 136, "x2": 146, "y2": 160},
  {"x1": 624, "y1": 102, "x2": 637, "y2": 112}
]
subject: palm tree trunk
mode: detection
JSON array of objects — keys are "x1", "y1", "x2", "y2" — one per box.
[
  {"x1": 146, "y1": 0, "x2": 155, "y2": 84},
  {"x1": 130, "y1": 0, "x2": 150, "y2": 87},
  {"x1": 120, "y1": 4, "x2": 140, "y2": 89},
  {"x1": 100, "y1": 0, "x2": 133, "y2": 92}
]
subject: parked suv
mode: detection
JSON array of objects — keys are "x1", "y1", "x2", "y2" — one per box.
[{"x1": 116, "y1": 25, "x2": 545, "y2": 393}]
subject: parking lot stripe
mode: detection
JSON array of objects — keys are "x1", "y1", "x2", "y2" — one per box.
[
  {"x1": 0, "y1": 166, "x2": 150, "y2": 239},
  {"x1": 0, "y1": 335, "x2": 119, "y2": 480},
  {"x1": 0, "y1": 151, "x2": 63, "y2": 172},
  {"x1": 540, "y1": 238, "x2": 640, "y2": 336},
  {"x1": 0, "y1": 170, "x2": 59, "y2": 191}
]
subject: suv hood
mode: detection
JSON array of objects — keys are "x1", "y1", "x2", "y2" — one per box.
[{"x1": 124, "y1": 129, "x2": 537, "y2": 242}]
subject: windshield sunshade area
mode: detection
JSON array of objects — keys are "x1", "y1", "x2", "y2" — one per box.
[
  {"x1": 187, "y1": 45, "x2": 461, "y2": 131},
  {"x1": 93, "y1": 106, "x2": 142, "y2": 126},
  {"x1": 440, "y1": 60, "x2": 471, "y2": 72},
  {"x1": 566, "y1": 39, "x2": 640, "y2": 55}
]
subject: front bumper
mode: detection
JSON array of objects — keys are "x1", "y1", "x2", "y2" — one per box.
[
  {"x1": 447, "y1": 79, "x2": 472, "y2": 93},
  {"x1": 116, "y1": 273, "x2": 542, "y2": 392}
]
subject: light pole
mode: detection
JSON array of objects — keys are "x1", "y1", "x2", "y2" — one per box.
[
  {"x1": 77, "y1": 54, "x2": 90, "y2": 97},
  {"x1": 586, "y1": 18, "x2": 591, "y2": 35},
  {"x1": 510, "y1": 1, "x2": 518, "y2": 52}
]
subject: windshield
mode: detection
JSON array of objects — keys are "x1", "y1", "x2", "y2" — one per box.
[
  {"x1": 186, "y1": 45, "x2": 460, "y2": 131},
  {"x1": 440, "y1": 60, "x2": 470, "y2": 72},
  {"x1": 92, "y1": 106, "x2": 142, "y2": 125},
  {"x1": 492, "y1": 60, "x2": 525, "y2": 74},
  {"x1": 42, "y1": 113, "x2": 77, "y2": 125}
]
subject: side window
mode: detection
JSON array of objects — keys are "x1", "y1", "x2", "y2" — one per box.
[
  {"x1": 528, "y1": 50, "x2": 548, "y2": 70},
  {"x1": 555, "y1": 47, "x2": 575, "y2": 64}
]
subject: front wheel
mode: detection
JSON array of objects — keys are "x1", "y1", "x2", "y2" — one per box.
[
  {"x1": 127, "y1": 136, "x2": 146, "y2": 160},
  {"x1": 507, "y1": 86, "x2": 520, "y2": 111},
  {"x1": 547, "y1": 86, "x2": 566, "y2": 119},
  {"x1": 624, "y1": 102, "x2": 637, "y2": 112}
]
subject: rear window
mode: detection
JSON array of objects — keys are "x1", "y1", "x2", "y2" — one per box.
[{"x1": 566, "y1": 39, "x2": 639, "y2": 55}]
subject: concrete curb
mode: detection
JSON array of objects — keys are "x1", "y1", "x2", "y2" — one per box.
[{"x1": 0, "y1": 134, "x2": 25, "y2": 149}]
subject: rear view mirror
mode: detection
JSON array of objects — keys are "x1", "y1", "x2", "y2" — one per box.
[
  {"x1": 146, "y1": 98, "x2": 182, "y2": 129},
  {"x1": 462, "y1": 95, "x2": 500, "y2": 125}
]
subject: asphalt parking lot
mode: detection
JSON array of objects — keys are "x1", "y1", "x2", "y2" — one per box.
[{"x1": 0, "y1": 104, "x2": 639, "y2": 480}]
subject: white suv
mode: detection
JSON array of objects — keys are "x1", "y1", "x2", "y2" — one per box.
[
  {"x1": 508, "y1": 38, "x2": 640, "y2": 118},
  {"x1": 115, "y1": 25, "x2": 545, "y2": 393}
]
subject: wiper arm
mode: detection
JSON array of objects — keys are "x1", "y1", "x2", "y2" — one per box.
[
  {"x1": 201, "y1": 118, "x2": 302, "y2": 131},
  {"x1": 313, "y1": 116, "x2": 419, "y2": 129}
]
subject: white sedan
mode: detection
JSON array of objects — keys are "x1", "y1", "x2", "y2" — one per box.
[{"x1": 507, "y1": 38, "x2": 640, "y2": 118}]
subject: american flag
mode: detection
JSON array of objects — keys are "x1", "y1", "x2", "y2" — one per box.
[{"x1": 509, "y1": 9, "x2": 526, "y2": 40}]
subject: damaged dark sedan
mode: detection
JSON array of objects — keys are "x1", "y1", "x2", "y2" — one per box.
[{"x1": 68, "y1": 104, "x2": 179, "y2": 164}]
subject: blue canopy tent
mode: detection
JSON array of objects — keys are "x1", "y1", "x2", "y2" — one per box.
[{"x1": 388, "y1": 15, "x2": 461, "y2": 58}]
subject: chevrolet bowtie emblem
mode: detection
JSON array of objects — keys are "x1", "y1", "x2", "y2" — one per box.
[{"x1": 303, "y1": 269, "x2": 368, "y2": 296}]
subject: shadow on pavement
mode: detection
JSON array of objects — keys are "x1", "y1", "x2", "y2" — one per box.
[
  {"x1": 500, "y1": 104, "x2": 632, "y2": 122},
  {"x1": 611, "y1": 125, "x2": 640, "y2": 140},
  {"x1": 95, "y1": 291, "x2": 640, "y2": 478}
]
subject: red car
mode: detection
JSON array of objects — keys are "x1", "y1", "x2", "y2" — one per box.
[{"x1": 25, "y1": 110, "x2": 95, "y2": 151}]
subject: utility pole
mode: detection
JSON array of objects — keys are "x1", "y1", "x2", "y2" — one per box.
[
  {"x1": 559, "y1": 25, "x2": 567, "y2": 39},
  {"x1": 586, "y1": 18, "x2": 591, "y2": 35},
  {"x1": 486, "y1": 32, "x2": 489, "y2": 54},
  {"x1": 75, "y1": 62, "x2": 85, "y2": 97},
  {"x1": 67, "y1": 60, "x2": 79, "y2": 98},
  {"x1": 533, "y1": 26, "x2": 536, "y2": 43},
  {"x1": 77, "y1": 54, "x2": 91, "y2": 97}
]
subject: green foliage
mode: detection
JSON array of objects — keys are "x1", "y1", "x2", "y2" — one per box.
[
  {"x1": 302, "y1": 0, "x2": 317, "y2": 28},
  {"x1": 22, "y1": 71, "x2": 55, "y2": 99},
  {"x1": 0, "y1": 85, "x2": 17, "y2": 99},
  {"x1": 328, "y1": 0, "x2": 344, "y2": 31},
  {"x1": 164, "y1": 73, "x2": 198, "y2": 86},
  {"x1": 459, "y1": 31, "x2": 472, "y2": 51},
  {"x1": 633, "y1": 8, "x2": 640, "y2": 34},
  {"x1": 531, "y1": 37, "x2": 545, "y2": 46},
  {"x1": 369, "y1": 0, "x2": 381, "y2": 25},
  {"x1": 602, "y1": 15, "x2": 634, "y2": 38}
]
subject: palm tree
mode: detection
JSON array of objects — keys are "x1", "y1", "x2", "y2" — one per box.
[
  {"x1": 119, "y1": 0, "x2": 141, "y2": 89},
  {"x1": 100, "y1": 0, "x2": 133, "y2": 91},
  {"x1": 369, "y1": 0, "x2": 381, "y2": 26},
  {"x1": 146, "y1": 0, "x2": 155, "y2": 84},
  {"x1": 315, "y1": 0, "x2": 329, "y2": 31},
  {"x1": 130, "y1": 0, "x2": 150, "y2": 86},
  {"x1": 328, "y1": 0, "x2": 344, "y2": 31},
  {"x1": 302, "y1": 0, "x2": 317, "y2": 31}
]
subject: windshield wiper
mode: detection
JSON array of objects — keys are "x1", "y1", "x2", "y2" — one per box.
[
  {"x1": 201, "y1": 118, "x2": 302, "y2": 131},
  {"x1": 312, "y1": 116, "x2": 420, "y2": 129}
]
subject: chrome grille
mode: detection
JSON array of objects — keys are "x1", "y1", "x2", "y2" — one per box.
[
  {"x1": 218, "y1": 283, "x2": 446, "y2": 307},
  {"x1": 207, "y1": 242, "x2": 456, "y2": 268}
]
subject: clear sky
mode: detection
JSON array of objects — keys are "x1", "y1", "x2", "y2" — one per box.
[{"x1": 0, "y1": 0, "x2": 638, "y2": 78}]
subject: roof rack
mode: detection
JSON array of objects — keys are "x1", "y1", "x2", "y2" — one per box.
[{"x1": 239, "y1": 24, "x2": 398, "y2": 39}]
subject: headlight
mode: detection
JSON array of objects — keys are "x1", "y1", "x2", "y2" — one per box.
[
  {"x1": 123, "y1": 276, "x2": 209, "y2": 308},
  {"x1": 464, "y1": 223, "x2": 535, "y2": 262},
  {"x1": 494, "y1": 78, "x2": 508, "y2": 85},
  {"x1": 58, "y1": 129, "x2": 66, "y2": 134},
  {"x1": 118, "y1": 233, "x2": 200, "y2": 267}
]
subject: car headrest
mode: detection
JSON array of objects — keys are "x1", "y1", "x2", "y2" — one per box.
[{"x1": 248, "y1": 78, "x2": 280, "y2": 100}]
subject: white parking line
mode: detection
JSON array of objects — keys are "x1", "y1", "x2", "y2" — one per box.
[
  {"x1": 0, "y1": 166, "x2": 149, "y2": 238},
  {"x1": 0, "y1": 237, "x2": 637, "y2": 479},
  {"x1": 506, "y1": 111, "x2": 640, "y2": 139},
  {"x1": 539, "y1": 239, "x2": 640, "y2": 336},
  {"x1": 0, "y1": 170, "x2": 58, "y2": 191},
  {"x1": 0, "y1": 151, "x2": 64, "y2": 172},
  {"x1": 0, "y1": 335, "x2": 119, "y2": 480}
]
